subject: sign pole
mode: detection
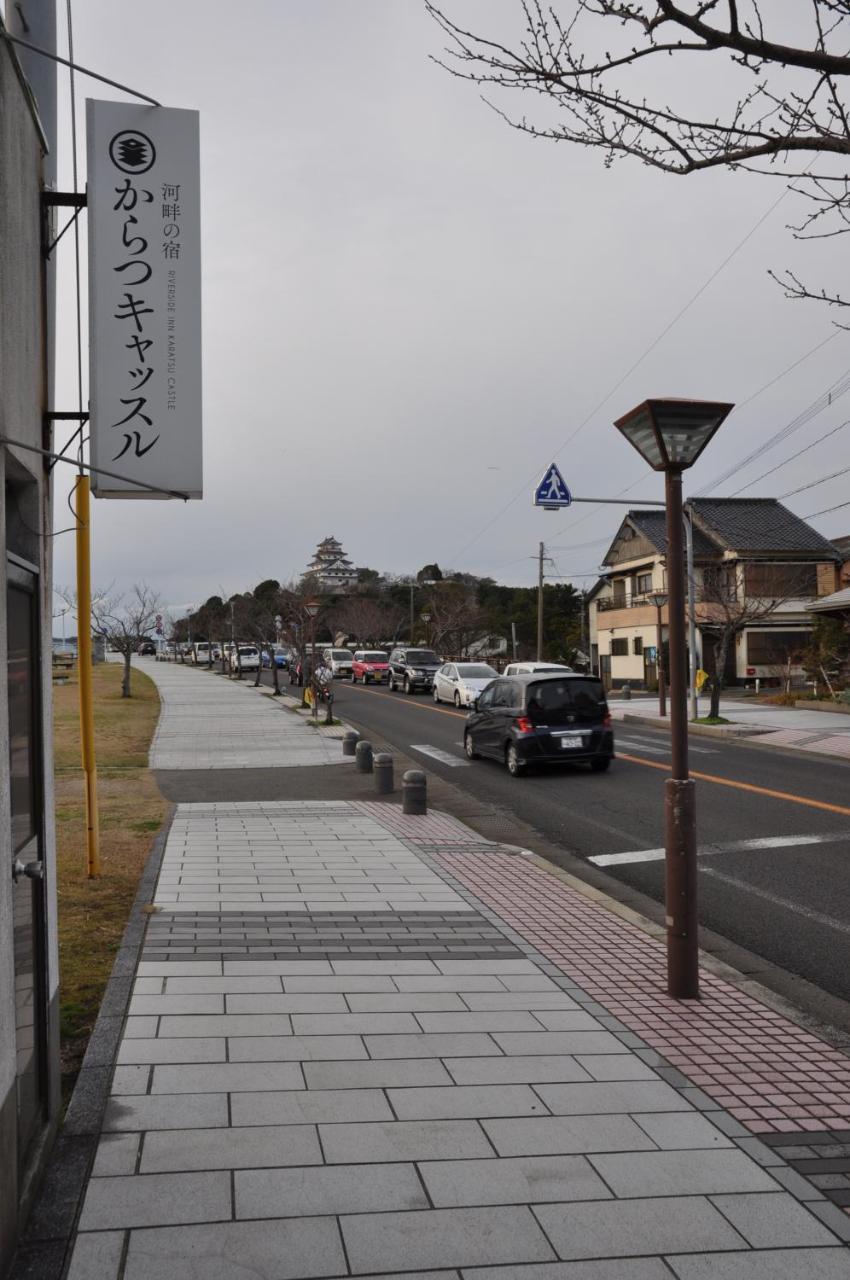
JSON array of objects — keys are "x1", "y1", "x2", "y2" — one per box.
[
  {"x1": 75, "y1": 474, "x2": 101, "y2": 877},
  {"x1": 537, "y1": 541, "x2": 545, "y2": 661}
]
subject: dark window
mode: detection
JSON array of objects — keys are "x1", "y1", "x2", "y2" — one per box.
[
  {"x1": 492, "y1": 681, "x2": 517, "y2": 708},
  {"x1": 610, "y1": 638, "x2": 628, "y2": 656},
  {"x1": 526, "y1": 678, "x2": 606, "y2": 726},
  {"x1": 633, "y1": 637, "x2": 643, "y2": 655},
  {"x1": 744, "y1": 563, "x2": 818, "y2": 598},
  {"x1": 477, "y1": 686, "x2": 496, "y2": 710},
  {"x1": 636, "y1": 573, "x2": 652, "y2": 595},
  {"x1": 407, "y1": 650, "x2": 438, "y2": 664},
  {"x1": 746, "y1": 630, "x2": 811, "y2": 666}
]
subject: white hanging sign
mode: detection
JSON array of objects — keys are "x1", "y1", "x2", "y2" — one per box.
[{"x1": 86, "y1": 99, "x2": 202, "y2": 498}]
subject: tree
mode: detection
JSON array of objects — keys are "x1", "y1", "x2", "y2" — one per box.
[
  {"x1": 90, "y1": 584, "x2": 162, "y2": 698},
  {"x1": 803, "y1": 614, "x2": 850, "y2": 696},
  {"x1": 330, "y1": 596, "x2": 406, "y2": 647},
  {"x1": 428, "y1": 1, "x2": 850, "y2": 313},
  {"x1": 697, "y1": 563, "x2": 813, "y2": 716}
]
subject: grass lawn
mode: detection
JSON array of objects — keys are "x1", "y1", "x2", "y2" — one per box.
[{"x1": 53, "y1": 661, "x2": 166, "y2": 1095}]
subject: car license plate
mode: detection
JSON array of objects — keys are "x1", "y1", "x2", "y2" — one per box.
[{"x1": 558, "y1": 737, "x2": 583, "y2": 750}]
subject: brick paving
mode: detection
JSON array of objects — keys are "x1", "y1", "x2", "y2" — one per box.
[
  {"x1": 62, "y1": 799, "x2": 850, "y2": 1278},
  {"x1": 428, "y1": 844, "x2": 850, "y2": 1141}
]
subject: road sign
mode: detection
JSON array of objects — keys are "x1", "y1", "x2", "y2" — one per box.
[{"x1": 534, "y1": 463, "x2": 571, "y2": 509}]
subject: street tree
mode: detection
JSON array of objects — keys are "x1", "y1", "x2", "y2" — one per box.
[
  {"x1": 697, "y1": 563, "x2": 813, "y2": 716},
  {"x1": 428, "y1": 1, "x2": 850, "y2": 313},
  {"x1": 803, "y1": 614, "x2": 850, "y2": 696},
  {"x1": 89, "y1": 583, "x2": 162, "y2": 698}
]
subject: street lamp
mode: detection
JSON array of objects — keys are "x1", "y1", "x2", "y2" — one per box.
[
  {"x1": 421, "y1": 610, "x2": 431, "y2": 648},
  {"x1": 304, "y1": 598, "x2": 321, "y2": 718},
  {"x1": 646, "y1": 591, "x2": 668, "y2": 718},
  {"x1": 615, "y1": 398, "x2": 733, "y2": 999}
]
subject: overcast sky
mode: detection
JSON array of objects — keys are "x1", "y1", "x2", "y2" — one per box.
[{"x1": 49, "y1": 0, "x2": 849, "y2": 623}]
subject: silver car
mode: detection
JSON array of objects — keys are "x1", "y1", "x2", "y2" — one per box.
[{"x1": 433, "y1": 662, "x2": 499, "y2": 707}]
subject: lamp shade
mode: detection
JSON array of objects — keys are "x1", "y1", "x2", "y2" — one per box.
[
  {"x1": 615, "y1": 399, "x2": 734, "y2": 471},
  {"x1": 304, "y1": 599, "x2": 320, "y2": 618},
  {"x1": 646, "y1": 591, "x2": 668, "y2": 609}
]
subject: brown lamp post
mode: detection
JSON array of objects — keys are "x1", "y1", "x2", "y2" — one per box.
[
  {"x1": 614, "y1": 398, "x2": 733, "y2": 999},
  {"x1": 646, "y1": 591, "x2": 668, "y2": 717},
  {"x1": 304, "y1": 598, "x2": 320, "y2": 719}
]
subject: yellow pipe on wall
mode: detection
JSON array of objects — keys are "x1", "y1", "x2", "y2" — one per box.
[{"x1": 75, "y1": 474, "x2": 101, "y2": 877}]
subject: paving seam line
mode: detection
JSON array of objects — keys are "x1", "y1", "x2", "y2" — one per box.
[{"x1": 390, "y1": 812, "x2": 850, "y2": 1232}]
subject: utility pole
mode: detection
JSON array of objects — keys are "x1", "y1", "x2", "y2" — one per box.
[
  {"x1": 409, "y1": 583, "x2": 415, "y2": 642},
  {"x1": 536, "y1": 541, "x2": 545, "y2": 662}
]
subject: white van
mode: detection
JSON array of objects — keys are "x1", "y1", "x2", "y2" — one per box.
[
  {"x1": 503, "y1": 661, "x2": 574, "y2": 676},
  {"x1": 192, "y1": 642, "x2": 212, "y2": 664}
]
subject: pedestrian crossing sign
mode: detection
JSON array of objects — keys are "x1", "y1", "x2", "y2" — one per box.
[{"x1": 534, "y1": 463, "x2": 571, "y2": 509}]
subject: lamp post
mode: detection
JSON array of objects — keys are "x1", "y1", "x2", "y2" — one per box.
[
  {"x1": 615, "y1": 398, "x2": 733, "y2": 999},
  {"x1": 421, "y1": 611, "x2": 431, "y2": 649},
  {"x1": 646, "y1": 591, "x2": 668, "y2": 717},
  {"x1": 304, "y1": 598, "x2": 320, "y2": 719}
]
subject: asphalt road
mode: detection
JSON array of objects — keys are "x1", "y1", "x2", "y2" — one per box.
[{"x1": 266, "y1": 670, "x2": 850, "y2": 1008}]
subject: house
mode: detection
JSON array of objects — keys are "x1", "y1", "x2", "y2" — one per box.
[
  {"x1": 588, "y1": 498, "x2": 840, "y2": 690},
  {"x1": 303, "y1": 535, "x2": 358, "y2": 594}
]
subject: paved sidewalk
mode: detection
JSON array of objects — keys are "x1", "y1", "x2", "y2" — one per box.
[
  {"x1": 64, "y1": 800, "x2": 850, "y2": 1279},
  {"x1": 139, "y1": 659, "x2": 349, "y2": 770},
  {"x1": 607, "y1": 695, "x2": 850, "y2": 760}
]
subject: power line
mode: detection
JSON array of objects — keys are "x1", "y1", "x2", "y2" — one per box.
[
  {"x1": 781, "y1": 461, "x2": 850, "y2": 501},
  {"x1": 730, "y1": 416, "x2": 850, "y2": 497},
  {"x1": 448, "y1": 175, "x2": 798, "y2": 565}
]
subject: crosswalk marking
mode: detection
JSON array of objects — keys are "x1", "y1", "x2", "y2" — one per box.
[
  {"x1": 617, "y1": 734, "x2": 717, "y2": 756},
  {"x1": 590, "y1": 830, "x2": 850, "y2": 867},
  {"x1": 410, "y1": 744, "x2": 470, "y2": 768}
]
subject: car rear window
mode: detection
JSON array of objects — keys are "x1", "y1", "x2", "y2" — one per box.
[
  {"x1": 526, "y1": 678, "x2": 606, "y2": 724},
  {"x1": 362, "y1": 652, "x2": 387, "y2": 662},
  {"x1": 331, "y1": 650, "x2": 353, "y2": 660}
]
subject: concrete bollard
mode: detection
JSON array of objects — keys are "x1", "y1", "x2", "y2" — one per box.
[
  {"x1": 342, "y1": 730, "x2": 360, "y2": 757},
  {"x1": 373, "y1": 753, "x2": 394, "y2": 794},
  {"x1": 355, "y1": 739, "x2": 373, "y2": 773},
  {"x1": 402, "y1": 769, "x2": 427, "y2": 815}
]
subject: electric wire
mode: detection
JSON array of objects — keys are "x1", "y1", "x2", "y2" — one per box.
[
  {"x1": 728, "y1": 416, "x2": 850, "y2": 497},
  {"x1": 448, "y1": 175, "x2": 800, "y2": 565},
  {"x1": 780, "y1": 461, "x2": 850, "y2": 501}
]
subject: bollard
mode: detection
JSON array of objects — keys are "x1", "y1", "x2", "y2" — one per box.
[
  {"x1": 621, "y1": 681, "x2": 631, "y2": 701},
  {"x1": 373, "y1": 753, "x2": 394, "y2": 795},
  {"x1": 402, "y1": 769, "x2": 427, "y2": 815},
  {"x1": 355, "y1": 739, "x2": 373, "y2": 773},
  {"x1": 342, "y1": 730, "x2": 360, "y2": 757}
]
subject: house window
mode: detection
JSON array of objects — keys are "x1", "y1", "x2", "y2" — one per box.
[
  {"x1": 636, "y1": 573, "x2": 652, "y2": 595},
  {"x1": 744, "y1": 563, "x2": 817, "y2": 598},
  {"x1": 633, "y1": 637, "x2": 643, "y2": 655},
  {"x1": 611, "y1": 638, "x2": 628, "y2": 656},
  {"x1": 611, "y1": 580, "x2": 626, "y2": 607},
  {"x1": 746, "y1": 630, "x2": 811, "y2": 665}
]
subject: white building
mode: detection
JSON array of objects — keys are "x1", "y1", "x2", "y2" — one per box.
[{"x1": 303, "y1": 536, "x2": 358, "y2": 594}]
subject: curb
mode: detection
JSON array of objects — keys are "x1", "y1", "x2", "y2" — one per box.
[{"x1": 9, "y1": 812, "x2": 174, "y2": 1280}]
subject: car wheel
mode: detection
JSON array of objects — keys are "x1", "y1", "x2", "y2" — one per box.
[
  {"x1": 433, "y1": 687, "x2": 440, "y2": 703},
  {"x1": 506, "y1": 743, "x2": 527, "y2": 777},
  {"x1": 403, "y1": 676, "x2": 411, "y2": 695},
  {"x1": 590, "y1": 756, "x2": 611, "y2": 773},
  {"x1": 454, "y1": 691, "x2": 461, "y2": 708},
  {"x1": 464, "y1": 731, "x2": 478, "y2": 760}
]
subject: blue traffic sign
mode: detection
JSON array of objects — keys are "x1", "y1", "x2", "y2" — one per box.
[{"x1": 534, "y1": 463, "x2": 571, "y2": 509}]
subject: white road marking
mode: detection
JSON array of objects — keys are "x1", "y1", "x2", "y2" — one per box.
[
  {"x1": 700, "y1": 867, "x2": 850, "y2": 936},
  {"x1": 410, "y1": 744, "x2": 470, "y2": 768},
  {"x1": 590, "y1": 831, "x2": 850, "y2": 867},
  {"x1": 617, "y1": 734, "x2": 717, "y2": 756}
]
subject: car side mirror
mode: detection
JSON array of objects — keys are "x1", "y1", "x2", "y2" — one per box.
[{"x1": 471, "y1": 694, "x2": 480, "y2": 710}]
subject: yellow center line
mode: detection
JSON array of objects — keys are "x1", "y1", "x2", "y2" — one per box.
[
  {"x1": 617, "y1": 751, "x2": 850, "y2": 819},
  {"x1": 343, "y1": 684, "x2": 467, "y2": 720},
  {"x1": 341, "y1": 685, "x2": 850, "y2": 817}
]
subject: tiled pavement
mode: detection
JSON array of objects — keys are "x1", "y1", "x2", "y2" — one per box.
[
  {"x1": 65, "y1": 800, "x2": 850, "y2": 1279},
  {"x1": 140, "y1": 660, "x2": 349, "y2": 769}
]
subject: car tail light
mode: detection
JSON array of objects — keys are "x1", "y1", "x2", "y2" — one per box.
[{"x1": 514, "y1": 716, "x2": 534, "y2": 734}]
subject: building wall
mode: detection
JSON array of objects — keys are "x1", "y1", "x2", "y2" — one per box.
[{"x1": 0, "y1": 25, "x2": 59, "y2": 1277}]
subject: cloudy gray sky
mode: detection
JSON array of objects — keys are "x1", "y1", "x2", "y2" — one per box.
[{"x1": 50, "y1": 0, "x2": 849, "y2": 623}]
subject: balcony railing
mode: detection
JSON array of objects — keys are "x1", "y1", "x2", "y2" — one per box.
[{"x1": 596, "y1": 595, "x2": 655, "y2": 612}]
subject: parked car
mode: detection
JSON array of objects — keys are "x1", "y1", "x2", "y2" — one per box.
[
  {"x1": 387, "y1": 648, "x2": 441, "y2": 694},
  {"x1": 137, "y1": 640, "x2": 156, "y2": 656},
  {"x1": 464, "y1": 672, "x2": 613, "y2": 777},
  {"x1": 433, "y1": 662, "x2": 499, "y2": 707},
  {"x1": 192, "y1": 642, "x2": 213, "y2": 664},
  {"x1": 322, "y1": 648, "x2": 355, "y2": 679},
  {"x1": 502, "y1": 661, "x2": 574, "y2": 676},
  {"x1": 351, "y1": 650, "x2": 389, "y2": 684},
  {"x1": 230, "y1": 645, "x2": 260, "y2": 672}
]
